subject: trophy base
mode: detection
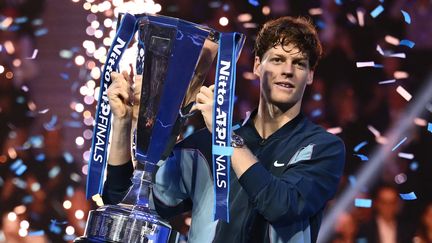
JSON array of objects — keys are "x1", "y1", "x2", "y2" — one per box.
[{"x1": 75, "y1": 204, "x2": 177, "y2": 243}]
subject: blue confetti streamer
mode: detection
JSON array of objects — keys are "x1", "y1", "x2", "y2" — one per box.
[
  {"x1": 15, "y1": 17, "x2": 29, "y2": 24},
  {"x1": 29, "y1": 135, "x2": 43, "y2": 148},
  {"x1": 60, "y1": 72, "x2": 70, "y2": 80},
  {"x1": 13, "y1": 178, "x2": 27, "y2": 189},
  {"x1": 401, "y1": 10, "x2": 411, "y2": 24},
  {"x1": 370, "y1": 5, "x2": 384, "y2": 18},
  {"x1": 335, "y1": 0, "x2": 343, "y2": 5},
  {"x1": 392, "y1": 137, "x2": 407, "y2": 151},
  {"x1": 355, "y1": 198, "x2": 372, "y2": 208},
  {"x1": 313, "y1": 93, "x2": 322, "y2": 101},
  {"x1": 32, "y1": 18, "x2": 44, "y2": 26},
  {"x1": 248, "y1": 0, "x2": 259, "y2": 7},
  {"x1": 354, "y1": 141, "x2": 368, "y2": 152},
  {"x1": 400, "y1": 192, "x2": 417, "y2": 200},
  {"x1": 399, "y1": 39, "x2": 415, "y2": 48},
  {"x1": 15, "y1": 164, "x2": 27, "y2": 176},
  {"x1": 44, "y1": 115, "x2": 58, "y2": 131},
  {"x1": 34, "y1": 28, "x2": 49, "y2": 36},
  {"x1": 66, "y1": 186, "x2": 75, "y2": 197},
  {"x1": 28, "y1": 230, "x2": 45, "y2": 236},
  {"x1": 63, "y1": 152, "x2": 74, "y2": 163},
  {"x1": 374, "y1": 64, "x2": 384, "y2": 68},
  {"x1": 427, "y1": 123, "x2": 432, "y2": 133},
  {"x1": 316, "y1": 20, "x2": 326, "y2": 29},
  {"x1": 49, "y1": 166, "x2": 61, "y2": 178},
  {"x1": 35, "y1": 153, "x2": 46, "y2": 161},
  {"x1": 311, "y1": 109, "x2": 322, "y2": 117},
  {"x1": 410, "y1": 161, "x2": 419, "y2": 171},
  {"x1": 10, "y1": 159, "x2": 23, "y2": 171},
  {"x1": 49, "y1": 222, "x2": 62, "y2": 234},
  {"x1": 22, "y1": 195, "x2": 33, "y2": 204},
  {"x1": 63, "y1": 121, "x2": 82, "y2": 128},
  {"x1": 354, "y1": 153, "x2": 369, "y2": 161}
]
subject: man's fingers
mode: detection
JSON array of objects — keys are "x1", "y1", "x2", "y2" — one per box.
[{"x1": 199, "y1": 86, "x2": 215, "y2": 98}]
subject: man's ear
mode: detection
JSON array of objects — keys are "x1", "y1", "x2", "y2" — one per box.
[
  {"x1": 253, "y1": 56, "x2": 261, "y2": 77},
  {"x1": 307, "y1": 70, "x2": 314, "y2": 85}
]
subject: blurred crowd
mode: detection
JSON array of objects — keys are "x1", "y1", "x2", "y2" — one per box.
[{"x1": 1, "y1": 0, "x2": 431, "y2": 242}]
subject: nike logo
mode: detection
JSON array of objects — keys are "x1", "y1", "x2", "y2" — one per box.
[{"x1": 273, "y1": 160, "x2": 285, "y2": 167}]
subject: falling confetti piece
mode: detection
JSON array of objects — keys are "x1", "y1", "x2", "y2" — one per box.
[
  {"x1": 398, "y1": 152, "x2": 414, "y2": 159},
  {"x1": 401, "y1": 10, "x2": 411, "y2": 24},
  {"x1": 354, "y1": 154, "x2": 369, "y2": 161},
  {"x1": 392, "y1": 137, "x2": 407, "y2": 151},
  {"x1": 63, "y1": 152, "x2": 74, "y2": 163},
  {"x1": 428, "y1": 123, "x2": 432, "y2": 133},
  {"x1": 60, "y1": 72, "x2": 70, "y2": 80},
  {"x1": 399, "y1": 39, "x2": 415, "y2": 48},
  {"x1": 248, "y1": 0, "x2": 259, "y2": 7},
  {"x1": 327, "y1": 127, "x2": 342, "y2": 134},
  {"x1": 335, "y1": 0, "x2": 342, "y2": 5},
  {"x1": 348, "y1": 175, "x2": 356, "y2": 187},
  {"x1": 59, "y1": 49, "x2": 73, "y2": 59},
  {"x1": 356, "y1": 61, "x2": 375, "y2": 68},
  {"x1": 354, "y1": 141, "x2": 368, "y2": 152},
  {"x1": 28, "y1": 230, "x2": 45, "y2": 236},
  {"x1": 410, "y1": 161, "x2": 419, "y2": 171},
  {"x1": 396, "y1": 86, "x2": 412, "y2": 101},
  {"x1": 400, "y1": 192, "x2": 417, "y2": 200},
  {"x1": 370, "y1": 5, "x2": 384, "y2": 18},
  {"x1": 38, "y1": 108, "x2": 50, "y2": 114},
  {"x1": 379, "y1": 79, "x2": 396, "y2": 84},
  {"x1": 34, "y1": 28, "x2": 48, "y2": 36},
  {"x1": 355, "y1": 198, "x2": 372, "y2": 208},
  {"x1": 388, "y1": 53, "x2": 406, "y2": 58},
  {"x1": 25, "y1": 49, "x2": 38, "y2": 59}
]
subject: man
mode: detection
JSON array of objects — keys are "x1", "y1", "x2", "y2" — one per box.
[{"x1": 103, "y1": 16, "x2": 345, "y2": 242}]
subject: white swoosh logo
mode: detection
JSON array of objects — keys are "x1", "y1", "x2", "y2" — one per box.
[{"x1": 273, "y1": 160, "x2": 285, "y2": 167}]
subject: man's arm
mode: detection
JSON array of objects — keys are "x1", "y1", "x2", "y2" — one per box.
[{"x1": 101, "y1": 72, "x2": 136, "y2": 204}]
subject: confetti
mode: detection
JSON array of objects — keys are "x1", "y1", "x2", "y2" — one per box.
[
  {"x1": 354, "y1": 141, "x2": 368, "y2": 152},
  {"x1": 34, "y1": 28, "x2": 48, "y2": 36},
  {"x1": 60, "y1": 72, "x2": 70, "y2": 80},
  {"x1": 399, "y1": 39, "x2": 415, "y2": 48},
  {"x1": 327, "y1": 127, "x2": 342, "y2": 134},
  {"x1": 63, "y1": 152, "x2": 74, "y2": 163},
  {"x1": 370, "y1": 5, "x2": 384, "y2": 18},
  {"x1": 388, "y1": 53, "x2": 406, "y2": 58},
  {"x1": 15, "y1": 17, "x2": 29, "y2": 24},
  {"x1": 401, "y1": 10, "x2": 411, "y2": 24},
  {"x1": 38, "y1": 108, "x2": 50, "y2": 114},
  {"x1": 354, "y1": 154, "x2": 369, "y2": 161},
  {"x1": 48, "y1": 166, "x2": 61, "y2": 178},
  {"x1": 44, "y1": 115, "x2": 58, "y2": 130},
  {"x1": 64, "y1": 121, "x2": 82, "y2": 128},
  {"x1": 248, "y1": 0, "x2": 259, "y2": 7},
  {"x1": 35, "y1": 153, "x2": 45, "y2": 161},
  {"x1": 311, "y1": 109, "x2": 322, "y2": 117},
  {"x1": 400, "y1": 192, "x2": 417, "y2": 200},
  {"x1": 398, "y1": 152, "x2": 414, "y2": 160},
  {"x1": 410, "y1": 161, "x2": 419, "y2": 171},
  {"x1": 59, "y1": 49, "x2": 74, "y2": 59},
  {"x1": 28, "y1": 230, "x2": 45, "y2": 236},
  {"x1": 428, "y1": 123, "x2": 432, "y2": 133},
  {"x1": 335, "y1": 0, "x2": 343, "y2": 5},
  {"x1": 367, "y1": 125, "x2": 381, "y2": 137},
  {"x1": 356, "y1": 61, "x2": 375, "y2": 68},
  {"x1": 394, "y1": 71, "x2": 409, "y2": 79},
  {"x1": 355, "y1": 198, "x2": 372, "y2": 208},
  {"x1": 392, "y1": 137, "x2": 407, "y2": 151},
  {"x1": 25, "y1": 49, "x2": 38, "y2": 59},
  {"x1": 396, "y1": 86, "x2": 412, "y2": 101},
  {"x1": 357, "y1": 9, "x2": 365, "y2": 26},
  {"x1": 379, "y1": 79, "x2": 396, "y2": 84}
]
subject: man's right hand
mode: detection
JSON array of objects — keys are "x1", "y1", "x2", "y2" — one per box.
[{"x1": 107, "y1": 71, "x2": 133, "y2": 121}]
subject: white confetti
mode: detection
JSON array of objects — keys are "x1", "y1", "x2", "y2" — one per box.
[{"x1": 396, "y1": 86, "x2": 412, "y2": 101}]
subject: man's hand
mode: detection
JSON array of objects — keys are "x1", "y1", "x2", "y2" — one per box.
[
  {"x1": 192, "y1": 85, "x2": 215, "y2": 132},
  {"x1": 108, "y1": 71, "x2": 133, "y2": 121}
]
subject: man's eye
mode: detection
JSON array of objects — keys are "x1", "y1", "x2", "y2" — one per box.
[
  {"x1": 295, "y1": 62, "x2": 307, "y2": 68},
  {"x1": 271, "y1": 58, "x2": 282, "y2": 63}
]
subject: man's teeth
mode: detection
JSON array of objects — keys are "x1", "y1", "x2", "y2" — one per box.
[{"x1": 278, "y1": 83, "x2": 292, "y2": 88}]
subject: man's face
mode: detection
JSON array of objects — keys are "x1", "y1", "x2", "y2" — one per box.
[{"x1": 253, "y1": 44, "x2": 314, "y2": 110}]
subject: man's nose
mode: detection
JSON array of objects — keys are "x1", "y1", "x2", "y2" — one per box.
[{"x1": 281, "y1": 61, "x2": 294, "y2": 77}]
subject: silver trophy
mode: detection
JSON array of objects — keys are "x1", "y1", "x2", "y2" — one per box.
[{"x1": 75, "y1": 13, "x2": 220, "y2": 242}]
